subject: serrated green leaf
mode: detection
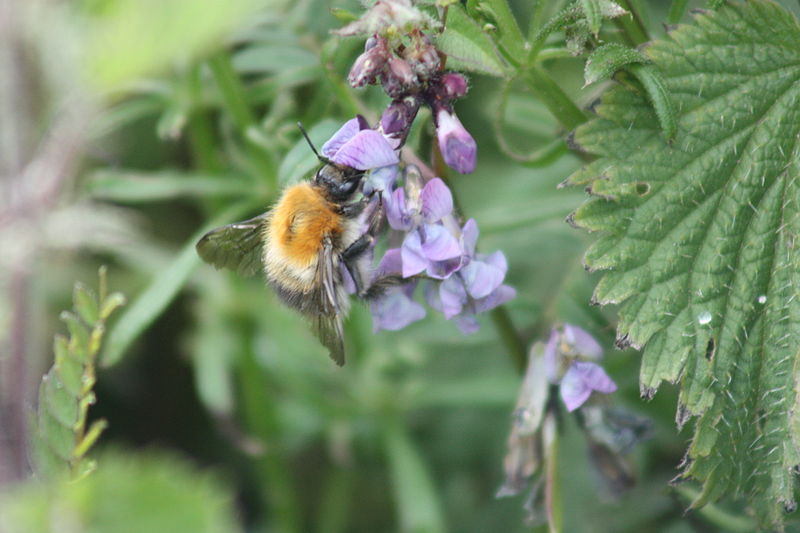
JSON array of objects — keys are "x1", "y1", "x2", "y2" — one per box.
[
  {"x1": 567, "y1": 1, "x2": 800, "y2": 526},
  {"x1": 0, "y1": 451, "x2": 242, "y2": 533},
  {"x1": 583, "y1": 43, "x2": 647, "y2": 86},
  {"x1": 435, "y1": 4, "x2": 507, "y2": 76}
]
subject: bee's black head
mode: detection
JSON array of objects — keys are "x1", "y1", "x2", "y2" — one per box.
[{"x1": 315, "y1": 163, "x2": 364, "y2": 201}]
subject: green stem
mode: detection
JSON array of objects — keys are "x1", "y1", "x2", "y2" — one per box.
[
  {"x1": 667, "y1": 0, "x2": 690, "y2": 24},
  {"x1": 613, "y1": 0, "x2": 650, "y2": 45},
  {"x1": 522, "y1": 67, "x2": 587, "y2": 131},
  {"x1": 490, "y1": 308, "x2": 527, "y2": 374}
]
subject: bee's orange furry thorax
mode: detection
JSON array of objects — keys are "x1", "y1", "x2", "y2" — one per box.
[{"x1": 268, "y1": 183, "x2": 342, "y2": 265}]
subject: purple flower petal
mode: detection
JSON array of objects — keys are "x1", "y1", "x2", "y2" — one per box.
[
  {"x1": 454, "y1": 315, "x2": 480, "y2": 334},
  {"x1": 559, "y1": 362, "x2": 617, "y2": 412},
  {"x1": 543, "y1": 329, "x2": 560, "y2": 384},
  {"x1": 321, "y1": 118, "x2": 362, "y2": 158},
  {"x1": 331, "y1": 130, "x2": 399, "y2": 170},
  {"x1": 363, "y1": 165, "x2": 399, "y2": 197},
  {"x1": 420, "y1": 224, "x2": 461, "y2": 261},
  {"x1": 425, "y1": 256, "x2": 464, "y2": 280},
  {"x1": 376, "y1": 248, "x2": 403, "y2": 277},
  {"x1": 461, "y1": 218, "x2": 479, "y2": 257},
  {"x1": 370, "y1": 287, "x2": 426, "y2": 332},
  {"x1": 473, "y1": 284, "x2": 516, "y2": 313},
  {"x1": 435, "y1": 108, "x2": 477, "y2": 174},
  {"x1": 420, "y1": 178, "x2": 453, "y2": 223},
  {"x1": 439, "y1": 276, "x2": 468, "y2": 319},
  {"x1": 461, "y1": 259, "x2": 504, "y2": 299},
  {"x1": 401, "y1": 231, "x2": 428, "y2": 278},
  {"x1": 424, "y1": 281, "x2": 443, "y2": 312},
  {"x1": 385, "y1": 187, "x2": 412, "y2": 231},
  {"x1": 483, "y1": 250, "x2": 508, "y2": 274},
  {"x1": 563, "y1": 323, "x2": 604, "y2": 359}
]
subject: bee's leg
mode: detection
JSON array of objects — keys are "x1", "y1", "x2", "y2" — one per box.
[
  {"x1": 337, "y1": 199, "x2": 368, "y2": 219},
  {"x1": 341, "y1": 198, "x2": 386, "y2": 297}
]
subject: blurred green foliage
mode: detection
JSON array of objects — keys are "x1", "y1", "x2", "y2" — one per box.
[{"x1": 4, "y1": 0, "x2": 800, "y2": 532}]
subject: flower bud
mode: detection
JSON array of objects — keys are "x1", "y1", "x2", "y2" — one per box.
[
  {"x1": 348, "y1": 36, "x2": 389, "y2": 88},
  {"x1": 404, "y1": 31, "x2": 440, "y2": 81},
  {"x1": 381, "y1": 57, "x2": 417, "y2": 97},
  {"x1": 434, "y1": 106, "x2": 477, "y2": 174},
  {"x1": 379, "y1": 96, "x2": 421, "y2": 148},
  {"x1": 440, "y1": 72, "x2": 468, "y2": 100}
]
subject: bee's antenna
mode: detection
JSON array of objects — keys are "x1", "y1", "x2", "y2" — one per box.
[{"x1": 297, "y1": 122, "x2": 333, "y2": 165}]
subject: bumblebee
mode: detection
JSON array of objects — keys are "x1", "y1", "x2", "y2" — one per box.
[{"x1": 196, "y1": 128, "x2": 390, "y2": 366}]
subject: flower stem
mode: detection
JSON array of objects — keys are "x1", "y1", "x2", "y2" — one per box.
[
  {"x1": 613, "y1": 0, "x2": 650, "y2": 46},
  {"x1": 522, "y1": 67, "x2": 587, "y2": 131},
  {"x1": 490, "y1": 307, "x2": 527, "y2": 374},
  {"x1": 667, "y1": 0, "x2": 689, "y2": 24}
]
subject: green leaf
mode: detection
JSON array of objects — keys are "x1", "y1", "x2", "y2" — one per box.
[
  {"x1": 73, "y1": 283, "x2": 100, "y2": 325},
  {"x1": 580, "y1": 0, "x2": 603, "y2": 36},
  {"x1": 33, "y1": 269, "x2": 125, "y2": 479},
  {"x1": 567, "y1": 1, "x2": 800, "y2": 526},
  {"x1": 435, "y1": 4, "x2": 507, "y2": 76},
  {"x1": 466, "y1": 0, "x2": 527, "y2": 60},
  {"x1": 85, "y1": 170, "x2": 254, "y2": 203},
  {"x1": 82, "y1": 0, "x2": 265, "y2": 92},
  {"x1": 0, "y1": 451, "x2": 242, "y2": 533},
  {"x1": 583, "y1": 43, "x2": 647, "y2": 86},
  {"x1": 384, "y1": 419, "x2": 446, "y2": 533}
]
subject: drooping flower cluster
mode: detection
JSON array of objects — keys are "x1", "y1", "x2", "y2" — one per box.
[
  {"x1": 497, "y1": 325, "x2": 650, "y2": 525},
  {"x1": 338, "y1": 0, "x2": 477, "y2": 173}
]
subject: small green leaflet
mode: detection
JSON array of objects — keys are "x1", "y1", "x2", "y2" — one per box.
[{"x1": 566, "y1": 1, "x2": 800, "y2": 527}]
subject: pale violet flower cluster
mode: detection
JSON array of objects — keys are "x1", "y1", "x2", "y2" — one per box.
[
  {"x1": 370, "y1": 166, "x2": 515, "y2": 333},
  {"x1": 319, "y1": 117, "x2": 512, "y2": 334},
  {"x1": 544, "y1": 324, "x2": 616, "y2": 411}
]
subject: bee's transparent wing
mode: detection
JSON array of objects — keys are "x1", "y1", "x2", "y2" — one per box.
[
  {"x1": 195, "y1": 214, "x2": 268, "y2": 277},
  {"x1": 313, "y1": 237, "x2": 345, "y2": 365}
]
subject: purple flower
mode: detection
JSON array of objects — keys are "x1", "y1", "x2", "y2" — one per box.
[
  {"x1": 559, "y1": 362, "x2": 617, "y2": 412},
  {"x1": 542, "y1": 324, "x2": 615, "y2": 411},
  {"x1": 321, "y1": 116, "x2": 399, "y2": 170},
  {"x1": 439, "y1": 72, "x2": 468, "y2": 100},
  {"x1": 370, "y1": 284, "x2": 426, "y2": 332},
  {"x1": 379, "y1": 96, "x2": 421, "y2": 150},
  {"x1": 434, "y1": 106, "x2": 476, "y2": 174},
  {"x1": 385, "y1": 176, "x2": 462, "y2": 278},
  {"x1": 382, "y1": 57, "x2": 417, "y2": 98}
]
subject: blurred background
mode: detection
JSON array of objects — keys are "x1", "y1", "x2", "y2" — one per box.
[{"x1": 2, "y1": 0, "x2": 799, "y2": 531}]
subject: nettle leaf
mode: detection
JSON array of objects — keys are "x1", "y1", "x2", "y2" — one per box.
[{"x1": 567, "y1": 1, "x2": 800, "y2": 526}]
